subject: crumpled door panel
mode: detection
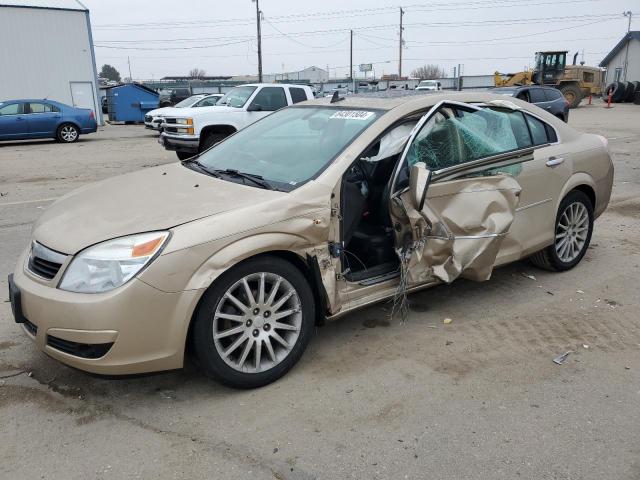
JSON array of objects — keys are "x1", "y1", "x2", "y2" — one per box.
[{"x1": 397, "y1": 175, "x2": 522, "y2": 285}]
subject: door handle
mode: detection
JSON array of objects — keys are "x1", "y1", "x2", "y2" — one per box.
[
  {"x1": 16, "y1": 117, "x2": 25, "y2": 121},
  {"x1": 546, "y1": 157, "x2": 564, "y2": 167}
]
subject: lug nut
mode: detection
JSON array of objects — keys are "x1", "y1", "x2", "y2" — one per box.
[
  {"x1": 252, "y1": 329, "x2": 259, "y2": 337},
  {"x1": 263, "y1": 323, "x2": 271, "y2": 331},
  {"x1": 253, "y1": 308, "x2": 260, "y2": 315},
  {"x1": 263, "y1": 310, "x2": 271, "y2": 318},
  {"x1": 246, "y1": 319, "x2": 252, "y2": 327}
]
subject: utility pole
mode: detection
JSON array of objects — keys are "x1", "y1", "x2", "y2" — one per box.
[
  {"x1": 349, "y1": 29, "x2": 353, "y2": 84},
  {"x1": 253, "y1": 0, "x2": 263, "y2": 82},
  {"x1": 398, "y1": 7, "x2": 404, "y2": 78},
  {"x1": 623, "y1": 11, "x2": 633, "y2": 81},
  {"x1": 127, "y1": 56, "x2": 132, "y2": 82}
]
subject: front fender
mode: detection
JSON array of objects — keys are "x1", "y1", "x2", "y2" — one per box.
[{"x1": 185, "y1": 232, "x2": 311, "y2": 291}]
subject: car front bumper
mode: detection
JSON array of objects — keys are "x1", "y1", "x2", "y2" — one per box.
[
  {"x1": 9, "y1": 248, "x2": 201, "y2": 375},
  {"x1": 159, "y1": 132, "x2": 199, "y2": 153}
]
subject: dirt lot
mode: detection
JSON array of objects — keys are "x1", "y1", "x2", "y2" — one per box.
[{"x1": 1, "y1": 104, "x2": 639, "y2": 480}]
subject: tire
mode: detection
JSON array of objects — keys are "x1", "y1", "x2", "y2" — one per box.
[
  {"x1": 559, "y1": 84, "x2": 582, "y2": 109},
  {"x1": 530, "y1": 190, "x2": 593, "y2": 271},
  {"x1": 612, "y1": 81, "x2": 627, "y2": 102},
  {"x1": 176, "y1": 151, "x2": 193, "y2": 161},
  {"x1": 56, "y1": 123, "x2": 79, "y2": 143},
  {"x1": 624, "y1": 81, "x2": 636, "y2": 102},
  {"x1": 199, "y1": 132, "x2": 226, "y2": 153},
  {"x1": 192, "y1": 256, "x2": 315, "y2": 388},
  {"x1": 633, "y1": 92, "x2": 640, "y2": 105},
  {"x1": 633, "y1": 81, "x2": 640, "y2": 95}
]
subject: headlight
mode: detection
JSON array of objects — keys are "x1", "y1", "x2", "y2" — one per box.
[
  {"x1": 59, "y1": 232, "x2": 170, "y2": 293},
  {"x1": 176, "y1": 118, "x2": 193, "y2": 125}
]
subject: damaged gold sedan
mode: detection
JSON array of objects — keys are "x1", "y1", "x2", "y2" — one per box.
[{"x1": 9, "y1": 92, "x2": 613, "y2": 388}]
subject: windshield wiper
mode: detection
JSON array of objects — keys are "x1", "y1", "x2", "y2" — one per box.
[
  {"x1": 213, "y1": 169, "x2": 277, "y2": 190},
  {"x1": 181, "y1": 157, "x2": 222, "y2": 178}
]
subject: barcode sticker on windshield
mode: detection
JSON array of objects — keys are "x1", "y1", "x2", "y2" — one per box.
[{"x1": 330, "y1": 111, "x2": 374, "y2": 120}]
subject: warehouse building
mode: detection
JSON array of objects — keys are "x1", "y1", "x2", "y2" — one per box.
[
  {"x1": 600, "y1": 31, "x2": 640, "y2": 84},
  {"x1": 0, "y1": 0, "x2": 102, "y2": 124}
]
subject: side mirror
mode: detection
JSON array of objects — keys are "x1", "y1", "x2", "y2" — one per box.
[
  {"x1": 247, "y1": 103, "x2": 263, "y2": 112},
  {"x1": 409, "y1": 162, "x2": 432, "y2": 211}
]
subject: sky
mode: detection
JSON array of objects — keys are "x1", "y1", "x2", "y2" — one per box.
[{"x1": 84, "y1": 0, "x2": 636, "y2": 81}]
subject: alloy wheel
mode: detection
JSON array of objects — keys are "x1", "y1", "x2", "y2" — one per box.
[
  {"x1": 555, "y1": 201, "x2": 589, "y2": 263},
  {"x1": 212, "y1": 272, "x2": 302, "y2": 373},
  {"x1": 60, "y1": 125, "x2": 78, "y2": 142}
]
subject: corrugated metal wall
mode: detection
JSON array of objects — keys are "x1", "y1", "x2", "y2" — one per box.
[{"x1": 0, "y1": 6, "x2": 100, "y2": 119}]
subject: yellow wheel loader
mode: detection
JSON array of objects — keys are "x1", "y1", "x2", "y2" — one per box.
[{"x1": 494, "y1": 51, "x2": 604, "y2": 108}]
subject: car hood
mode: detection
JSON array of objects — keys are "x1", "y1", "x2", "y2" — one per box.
[
  {"x1": 146, "y1": 106, "x2": 184, "y2": 117},
  {"x1": 33, "y1": 163, "x2": 279, "y2": 255},
  {"x1": 188, "y1": 105, "x2": 244, "y2": 117}
]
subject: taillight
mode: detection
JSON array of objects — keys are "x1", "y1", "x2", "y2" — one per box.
[
  {"x1": 89, "y1": 110, "x2": 95, "y2": 119},
  {"x1": 595, "y1": 134, "x2": 608, "y2": 148}
]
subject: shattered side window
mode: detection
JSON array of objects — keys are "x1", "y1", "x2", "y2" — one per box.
[{"x1": 405, "y1": 107, "x2": 522, "y2": 171}]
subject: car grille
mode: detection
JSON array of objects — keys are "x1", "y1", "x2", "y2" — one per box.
[
  {"x1": 28, "y1": 242, "x2": 67, "y2": 280},
  {"x1": 23, "y1": 318, "x2": 38, "y2": 336},
  {"x1": 144, "y1": 115, "x2": 152, "y2": 122},
  {"x1": 47, "y1": 335, "x2": 114, "y2": 359}
]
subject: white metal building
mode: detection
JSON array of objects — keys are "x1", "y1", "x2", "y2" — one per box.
[
  {"x1": 0, "y1": 0, "x2": 102, "y2": 123},
  {"x1": 600, "y1": 31, "x2": 640, "y2": 84}
]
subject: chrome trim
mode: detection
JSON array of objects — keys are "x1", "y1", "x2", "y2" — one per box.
[
  {"x1": 31, "y1": 241, "x2": 67, "y2": 265},
  {"x1": 516, "y1": 197, "x2": 552, "y2": 212},
  {"x1": 453, "y1": 233, "x2": 506, "y2": 239}
]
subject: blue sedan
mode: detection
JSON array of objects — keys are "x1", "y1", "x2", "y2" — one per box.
[{"x1": 0, "y1": 99, "x2": 97, "y2": 143}]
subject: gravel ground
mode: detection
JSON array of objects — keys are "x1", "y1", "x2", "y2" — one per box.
[{"x1": 1, "y1": 103, "x2": 639, "y2": 480}]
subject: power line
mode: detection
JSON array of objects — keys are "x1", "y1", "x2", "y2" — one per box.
[{"x1": 93, "y1": 0, "x2": 605, "y2": 30}]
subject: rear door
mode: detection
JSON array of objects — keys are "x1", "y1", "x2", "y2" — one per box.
[
  {"x1": 0, "y1": 102, "x2": 27, "y2": 139},
  {"x1": 26, "y1": 102, "x2": 61, "y2": 136},
  {"x1": 387, "y1": 101, "x2": 532, "y2": 285}
]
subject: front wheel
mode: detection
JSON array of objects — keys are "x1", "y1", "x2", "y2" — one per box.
[
  {"x1": 192, "y1": 256, "x2": 315, "y2": 388},
  {"x1": 57, "y1": 123, "x2": 79, "y2": 143},
  {"x1": 530, "y1": 190, "x2": 593, "y2": 271},
  {"x1": 176, "y1": 151, "x2": 193, "y2": 161}
]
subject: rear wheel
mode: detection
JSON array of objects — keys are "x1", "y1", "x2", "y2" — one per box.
[
  {"x1": 530, "y1": 190, "x2": 593, "y2": 271},
  {"x1": 559, "y1": 84, "x2": 582, "y2": 108},
  {"x1": 192, "y1": 256, "x2": 315, "y2": 388},
  {"x1": 56, "y1": 123, "x2": 79, "y2": 143}
]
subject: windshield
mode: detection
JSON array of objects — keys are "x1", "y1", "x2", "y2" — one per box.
[
  {"x1": 217, "y1": 86, "x2": 257, "y2": 108},
  {"x1": 197, "y1": 106, "x2": 382, "y2": 190},
  {"x1": 175, "y1": 96, "x2": 203, "y2": 108},
  {"x1": 419, "y1": 81, "x2": 436, "y2": 86}
]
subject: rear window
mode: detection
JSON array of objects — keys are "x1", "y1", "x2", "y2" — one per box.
[
  {"x1": 289, "y1": 87, "x2": 307, "y2": 104},
  {"x1": 525, "y1": 114, "x2": 552, "y2": 145},
  {"x1": 543, "y1": 89, "x2": 563, "y2": 101}
]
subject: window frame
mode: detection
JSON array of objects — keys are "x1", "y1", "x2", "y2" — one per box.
[
  {"x1": 27, "y1": 102, "x2": 55, "y2": 114},
  {"x1": 528, "y1": 88, "x2": 547, "y2": 103}
]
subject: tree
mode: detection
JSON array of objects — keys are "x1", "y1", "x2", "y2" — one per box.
[
  {"x1": 189, "y1": 68, "x2": 206, "y2": 79},
  {"x1": 100, "y1": 64, "x2": 121, "y2": 82},
  {"x1": 411, "y1": 64, "x2": 448, "y2": 80}
]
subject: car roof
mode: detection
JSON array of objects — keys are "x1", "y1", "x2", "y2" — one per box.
[
  {"x1": 242, "y1": 83, "x2": 311, "y2": 88},
  {"x1": 300, "y1": 91, "x2": 542, "y2": 111},
  {"x1": 1, "y1": 99, "x2": 66, "y2": 106}
]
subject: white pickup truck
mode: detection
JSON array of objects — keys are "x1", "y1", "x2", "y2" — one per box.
[{"x1": 159, "y1": 83, "x2": 315, "y2": 159}]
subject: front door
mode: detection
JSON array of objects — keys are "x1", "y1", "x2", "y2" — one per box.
[{"x1": 388, "y1": 100, "x2": 538, "y2": 285}]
